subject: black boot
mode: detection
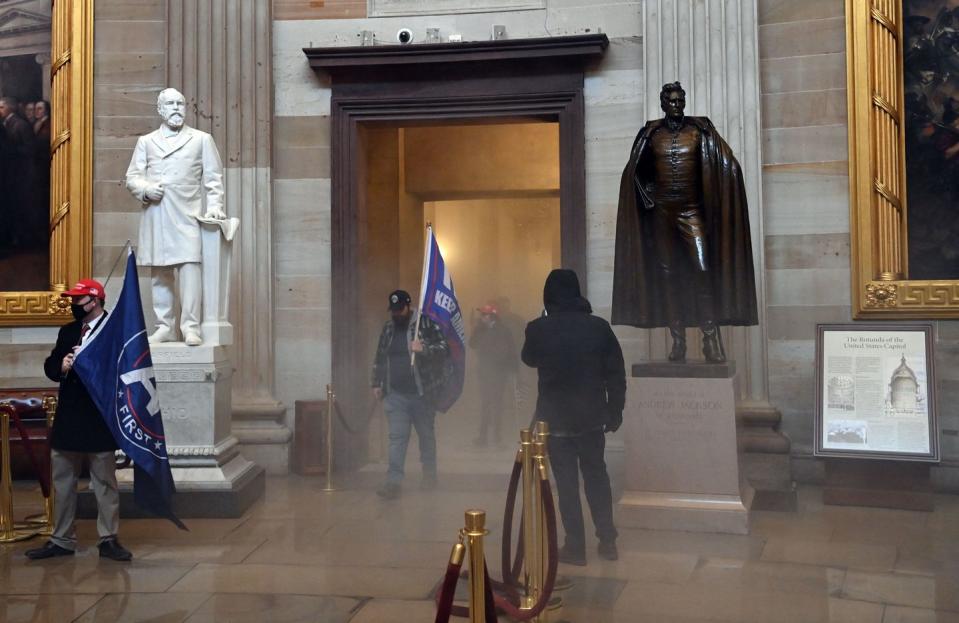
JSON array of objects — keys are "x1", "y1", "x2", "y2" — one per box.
[
  {"x1": 668, "y1": 324, "x2": 686, "y2": 363},
  {"x1": 701, "y1": 323, "x2": 726, "y2": 363}
]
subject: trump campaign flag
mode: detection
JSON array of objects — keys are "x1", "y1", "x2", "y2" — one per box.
[
  {"x1": 73, "y1": 251, "x2": 185, "y2": 529},
  {"x1": 417, "y1": 225, "x2": 466, "y2": 412}
]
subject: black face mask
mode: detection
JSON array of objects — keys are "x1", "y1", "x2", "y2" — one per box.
[{"x1": 70, "y1": 303, "x2": 87, "y2": 321}]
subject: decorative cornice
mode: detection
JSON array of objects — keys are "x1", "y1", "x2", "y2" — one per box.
[{"x1": 304, "y1": 34, "x2": 608, "y2": 72}]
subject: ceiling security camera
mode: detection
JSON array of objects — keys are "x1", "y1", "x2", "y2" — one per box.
[{"x1": 397, "y1": 28, "x2": 414, "y2": 44}]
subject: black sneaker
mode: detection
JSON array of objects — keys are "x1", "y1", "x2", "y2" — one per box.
[
  {"x1": 557, "y1": 544, "x2": 587, "y2": 566},
  {"x1": 98, "y1": 538, "x2": 132, "y2": 562},
  {"x1": 25, "y1": 541, "x2": 74, "y2": 560},
  {"x1": 597, "y1": 541, "x2": 619, "y2": 561},
  {"x1": 376, "y1": 481, "x2": 401, "y2": 500}
]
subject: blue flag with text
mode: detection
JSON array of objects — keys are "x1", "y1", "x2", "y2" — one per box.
[
  {"x1": 73, "y1": 251, "x2": 185, "y2": 529},
  {"x1": 418, "y1": 226, "x2": 466, "y2": 412}
]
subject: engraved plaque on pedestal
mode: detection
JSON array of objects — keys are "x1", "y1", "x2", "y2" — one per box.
[{"x1": 618, "y1": 362, "x2": 753, "y2": 535}]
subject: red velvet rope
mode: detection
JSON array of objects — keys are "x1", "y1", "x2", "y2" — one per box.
[
  {"x1": 500, "y1": 455, "x2": 524, "y2": 601},
  {"x1": 2, "y1": 403, "x2": 51, "y2": 497},
  {"x1": 434, "y1": 550, "x2": 465, "y2": 623}
]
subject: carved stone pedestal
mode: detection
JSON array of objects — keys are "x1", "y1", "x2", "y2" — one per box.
[
  {"x1": 617, "y1": 362, "x2": 753, "y2": 535},
  {"x1": 82, "y1": 343, "x2": 264, "y2": 519}
]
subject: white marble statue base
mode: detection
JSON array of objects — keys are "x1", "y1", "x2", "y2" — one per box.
[
  {"x1": 104, "y1": 343, "x2": 264, "y2": 517},
  {"x1": 617, "y1": 363, "x2": 753, "y2": 535}
]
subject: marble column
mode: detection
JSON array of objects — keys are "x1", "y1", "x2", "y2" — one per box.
[
  {"x1": 167, "y1": 0, "x2": 290, "y2": 473},
  {"x1": 641, "y1": 0, "x2": 791, "y2": 501}
]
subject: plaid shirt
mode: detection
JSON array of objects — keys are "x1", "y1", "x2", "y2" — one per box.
[{"x1": 372, "y1": 310, "x2": 451, "y2": 406}]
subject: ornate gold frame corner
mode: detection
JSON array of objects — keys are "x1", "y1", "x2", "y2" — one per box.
[
  {"x1": 0, "y1": 0, "x2": 93, "y2": 327},
  {"x1": 847, "y1": 0, "x2": 959, "y2": 319}
]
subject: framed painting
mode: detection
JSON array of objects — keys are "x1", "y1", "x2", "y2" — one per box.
[
  {"x1": 846, "y1": 0, "x2": 959, "y2": 318},
  {"x1": 814, "y1": 324, "x2": 939, "y2": 461},
  {"x1": 0, "y1": 0, "x2": 93, "y2": 326}
]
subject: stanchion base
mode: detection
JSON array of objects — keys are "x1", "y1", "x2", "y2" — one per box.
[
  {"x1": 320, "y1": 486, "x2": 336, "y2": 493},
  {"x1": 0, "y1": 529, "x2": 38, "y2": 543}
]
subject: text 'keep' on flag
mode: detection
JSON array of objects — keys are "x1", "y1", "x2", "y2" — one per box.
[
  {"x1": 417, "y1": 225, "x2": 466, "y2": 413},
  {"x1": 73, "y1": 251, "x2": 186, "y2": 530}
]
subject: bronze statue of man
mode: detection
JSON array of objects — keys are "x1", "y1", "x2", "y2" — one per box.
[{"x1": 611, "y1": 82, "x2": 758, "y2": 362}]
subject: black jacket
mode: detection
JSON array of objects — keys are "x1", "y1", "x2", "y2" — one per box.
[
  {"x1": 44, "y1": 318, "x2": 118, "y2": 452},
  {"x1": 521, "y1": 270, "x2": 627, "y2": 436}
]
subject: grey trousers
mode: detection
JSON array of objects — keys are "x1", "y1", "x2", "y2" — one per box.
[{"x1": 51, "y1": 449, "x2": 120, "y2": 551}]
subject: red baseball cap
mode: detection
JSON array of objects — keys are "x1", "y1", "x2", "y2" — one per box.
[
  {"x1": 62, "y1": 279, "x2": 105, "y2": 300},
  {"x1": 478, "y1": 304, "x2": 498, "y2": 315}
]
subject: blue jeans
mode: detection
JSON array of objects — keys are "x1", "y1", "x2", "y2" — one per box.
[{"x1": 385, "y1": 391, "x2": 436, "y2": 484}]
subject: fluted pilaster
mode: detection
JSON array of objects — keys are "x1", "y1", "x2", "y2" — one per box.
[{"x1": 167, "y1": 0, "x2": 288, "y2": 470}]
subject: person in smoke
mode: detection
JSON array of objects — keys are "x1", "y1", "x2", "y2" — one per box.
[
  {"x1": 469, "y1": 304, "x2": 516, "y2": 447},
  {"x1": 371, "y1": 289, "x2": 450, "y2": 500},
  {"x1": 521, "y1": 269, "x2": 626, "y2": 565}
]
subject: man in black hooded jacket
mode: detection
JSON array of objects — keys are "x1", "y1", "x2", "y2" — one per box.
[{"x1": 521, "y1": 269, "x2": 626, "y2": 565}]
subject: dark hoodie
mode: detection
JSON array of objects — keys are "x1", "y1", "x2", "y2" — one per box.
[{"x1": 521, "y1": 269, "x2": 626, "y2": 435}]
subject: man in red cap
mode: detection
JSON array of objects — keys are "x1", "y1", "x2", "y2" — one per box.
[
  {"x1": 469, "y1": 304, "x2": 516, "y2": 446},
  {"x1": 25, "y1": 279, "x2": 133, "y2": 561}
]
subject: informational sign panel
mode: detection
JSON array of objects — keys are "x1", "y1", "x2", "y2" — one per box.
[{"x1": 815, "y1": 324, "x2": 939, "y2": 461}]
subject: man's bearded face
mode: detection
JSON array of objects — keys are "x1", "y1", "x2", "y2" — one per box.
[
  {"x1": 159, "y1": 93, "x2": 186, "y2": 130},
  {"x1": 391, "y1": 305, "x2": 412, "y2": 323}
]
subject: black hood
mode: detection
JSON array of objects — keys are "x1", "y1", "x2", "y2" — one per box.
[{"x1": 543, "y1": 269, "x2": 592, "y2": 314}]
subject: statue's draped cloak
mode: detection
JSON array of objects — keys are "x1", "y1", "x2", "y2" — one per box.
[{"x1": 611, "y1": 117, "x2": 759, "y2": 328}]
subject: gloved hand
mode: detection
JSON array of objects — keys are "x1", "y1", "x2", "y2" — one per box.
[{"x1": 604, "y1": 411, "x2": 622, "y2": 433}]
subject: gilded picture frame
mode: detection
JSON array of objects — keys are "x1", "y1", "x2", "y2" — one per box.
[
  {"x1": 0, "y1": 0, "x2": 93, "y2": 326},
  {"x1": 847, "y1": 0, "x2": 959, "y2": 318}
]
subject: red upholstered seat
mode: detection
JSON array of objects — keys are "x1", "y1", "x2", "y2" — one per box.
[{"x1": 0, "y1": 389, "x2": 56, "y2": 481}]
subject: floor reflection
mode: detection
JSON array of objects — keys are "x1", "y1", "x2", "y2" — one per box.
[{"x1": 3, "y1": 469, "x2": 959, "y2": 622}]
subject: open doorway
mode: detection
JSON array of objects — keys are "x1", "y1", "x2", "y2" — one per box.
[{"x1": 354, "y1": 120, "x2": 561, "y2": 471}]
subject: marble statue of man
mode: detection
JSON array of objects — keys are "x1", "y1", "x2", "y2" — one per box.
[{"x1": 125, "y1": 88, "x2": 226, "y2": 346}]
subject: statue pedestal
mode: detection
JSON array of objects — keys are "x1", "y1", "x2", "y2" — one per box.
[
  {"x1": 617, "y1": 362, "x2": 753, "y2": 535},
  {"x1": 83, "y1": 343, "x2": 264, "y2": 519}
]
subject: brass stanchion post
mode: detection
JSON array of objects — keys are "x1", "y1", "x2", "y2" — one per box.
[
  {"x1": 532, "y1": 438, "x2": 551, "y2": 622},
  {"x1": 321, "y1": 384, "x2": 336, "y2": 492},
  {"x1": 519, "y1": 428, "x2": 537, "y2": 610},
  {"x1": 534, "y1": 421, "x2": 551, "y2": 614},
  {"x1": 41, "y1": 397, "x2": 56, "y2": 532},
  {"x1": 464, "y1": 509, "x2": 488, "y2": 623},
  {"x1": 0, "y1": 409, "x2": 37, "y2": 542}
]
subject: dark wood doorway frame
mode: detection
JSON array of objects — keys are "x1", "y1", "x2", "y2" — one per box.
[{"x1": 305, "y1": 35, "x2": 608, "y2": 467}]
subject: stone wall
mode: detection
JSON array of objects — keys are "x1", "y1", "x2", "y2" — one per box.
[{"x1": 758, "y1": 0, "x2": 959, "y2": 488}]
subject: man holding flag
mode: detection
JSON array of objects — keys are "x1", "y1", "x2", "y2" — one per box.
[
  {"x1": 26, "y1": 251, "x2": 184, "y2": 560},
  {"x1": 26, "y1": 279, "x2": 132, "y2": 561},
  {"x1": 371, "y1": 225, "x2": 465, "y2": 499}
]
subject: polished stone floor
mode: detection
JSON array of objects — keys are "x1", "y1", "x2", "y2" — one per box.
[{"x1": 3, "y1": 462, "x2": 959, "y2": 622}]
